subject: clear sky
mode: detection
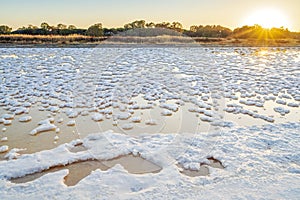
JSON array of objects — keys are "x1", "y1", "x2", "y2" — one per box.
[{"x1": 1, "y1": 0, "x2": 299, "y2": 31}]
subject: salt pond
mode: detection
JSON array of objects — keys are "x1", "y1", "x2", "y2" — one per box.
[{"x1": 0, "y1": 47, "x2": 299, "y2": 199}]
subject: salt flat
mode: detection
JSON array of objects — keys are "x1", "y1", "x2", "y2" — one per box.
[{"x1": 0, "y1": 47, "x2": 299, "y2": 199}]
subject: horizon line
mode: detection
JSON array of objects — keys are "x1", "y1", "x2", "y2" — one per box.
[{"x1": 2, "y1": 21, "x2": 298, "y2": 32}]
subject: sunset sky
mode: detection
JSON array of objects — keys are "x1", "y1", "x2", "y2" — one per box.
[{"x1": 1, "y1": 0, "x2": 299, "y2": 31}]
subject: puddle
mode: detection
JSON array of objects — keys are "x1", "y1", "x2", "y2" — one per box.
[
  {"x1": 179, "y1": 157, "x2": 224, "y2": 177},
  {"x1": 10, "y1": 160, "x2": 107, "y2": 186},
  {"x1": 102, "y1": 154, "x2": 162, "y2": 174},
  {"x1": 10, "y1": 154, "x2": 162, "y2": 186},
  {"x1": 0, "y1": 106, "x2": 79, "y2": 158}
]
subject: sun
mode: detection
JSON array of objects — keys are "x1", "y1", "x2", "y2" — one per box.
[{"x1": 244, "y1": 8, "x2": 290, "y2": 29}]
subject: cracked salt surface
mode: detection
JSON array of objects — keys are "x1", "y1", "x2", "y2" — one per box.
[{"x1": 0, "y1": 47, "x2": 300, "y2": 199}]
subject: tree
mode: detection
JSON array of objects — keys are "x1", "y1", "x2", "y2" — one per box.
[
  {"x1": 68, "y1": 25, "x2": 76, "y2": 30},
  {"x1": 190, "y1": 25, "x2": 197, "y2": 32},
  {"x1": 134, "y1": 20, "x2": 145, "y2": 28},
  {"x1": 155, "y1": 22, "x2": 171, "y2": 29},
  {"x1": 0, "y1": 25, "x2": 12, "y2": 34},
  {"x1": 17, "y1": 26, "x2": 27, "y2": 30},
  {"x1": 146, "y1": 22, "x2": 155, "y2": 28},
  {"x1": 188, "y1": 25, "x2": 232, "y2": 37},
  {"x1": 124, "y1": 20, "x2": 146, "y2": 30},
  {"x1": 28, "y1": 24, "x2": 38, "y2": 29},
  {"x1": 86, "y1": 23, "x2": 103, "y2": 36},
  {"x1": 41, "y1": 22, "x2": 50, "y2": 30},
  {"x1": 171, "y1": 22, "x2": 183, "y2": 32},
  {"x1": 124, "y1": 23, "x2": 133, "y2": 30},
  {"x1": 57, "y1": 23, "x2": 67, "y2": 29}
]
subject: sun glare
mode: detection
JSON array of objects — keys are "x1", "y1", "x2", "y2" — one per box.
[{"x1": 244, "y1": 8, "x2": 290, "y2": 29}]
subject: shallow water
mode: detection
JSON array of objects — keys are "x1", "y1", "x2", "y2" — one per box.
[
  {"x1": 10, "y1": 154, "x2": 162, "y2": 186},
  {"x1": 0, "y1": 46, "x2": 299, "y2": 179}
]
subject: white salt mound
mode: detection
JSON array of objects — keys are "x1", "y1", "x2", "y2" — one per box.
[
  {"x1": 3, "y1": 120, "x2": 12, "y2": 125},
  {"x1": 287, "y1": 102, "x2": 299, "y2": 107},
  {"x1": 19, "y1": 116, "x2": 32, "y2": 122},
  {"x1": 67, "y1": 120, "x2": 76, "y2": 126},
  {"x1": 274, "y1": 107, "x2": 290, "y2": 115},
  {"x1": 131, "y1": 116, "x2": 142, "y2": 123},
  {"x1": 117, "y1": 112, "x2": 131, "y2": 120},
  {"x1": 91, "y1": 113, "x2": 104, "y2": 122},
  {"x1": 30, "y1": 124, "x2": 57, "y2": 135},
  {"x1": 121, "y1": 123, "x2": 134, "y2": 130},
  {"x1": 38, "y1": 118, "x2": 54, "y2": 125},
  {"x1": 161, "y1": 110, "x2": 172, "y2": 116},
  {"x1": 1, "y1": 114, "x2": 14, "y2": 120},
  {"x1": 145, "y1": 119, "x2": 157, "y2": 125},
  {"x1": 0, "y1": 145, "x2": 9, "y2": 153},
  {"x1": 160, "y1": 103, "x2": 179, "y2": 112}
]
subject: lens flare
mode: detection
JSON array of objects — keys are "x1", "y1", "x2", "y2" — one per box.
[{"x1": 244, "y1": 8, "x2": 291, "y2": 29}]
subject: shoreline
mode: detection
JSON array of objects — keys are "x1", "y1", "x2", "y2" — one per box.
[{"x1": 1, "y1": 42, "x2": 300, "y2": 48}]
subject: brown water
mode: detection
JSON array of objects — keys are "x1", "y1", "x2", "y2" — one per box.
[
  {"x1": 1, "y1": 93, "x2": 299, "y2": 183},
  {"x1": 1, "y1": 98, "x2": 299, "y2": 160},
  {"x1": 0, "y1": 101, "x2": 211, "y2": 159},
  {"x1": 10, "y1": 154, "x2": 162, "y2": 186}
]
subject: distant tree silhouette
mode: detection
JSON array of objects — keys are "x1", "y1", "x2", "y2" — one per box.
[
  {"x1": 187, "y1": 25, "x2": 232, "y2": 37},
  {"x1": 124, "y1": 20, "x2": 146, "y2": 30},
  {"x1": 155, "y1": 22, "x2": 171, "y2": 29},
  {"x1": 12, "y1": 23, "x2": 86, "y2": 36},
  {"x1": 145, "y1": 22, "x2": 155, "y2": 28},
  {"x1": 68, "y1": 25, "x2": 76, "y2": 30},
  {"x1": 0, "y1": 25, "x2": 12, "y2": 34},
  {"x1": 170, "y1": 22, "x2": 183, "y2": 32},
  {"x1": 28, "y1": 24, "x2": 38, "y2": 29},
  {"x1": 123, "y1": 20, "x2": 183, "y2": 33},
  {"x1": 57, "y1": 24, "x2": 67, "y2": 30},
  {"x1": 232, "y1": 25, "x2": 290, "y2": 39},
  {"x1": 41, "y1": 22, "x2": 50, "y2": 30},
  {"x1": 86, "y1": 23, "x2": 103, "y2": 36},
  {"x1": 2, "y1": 20, "x2": 299, "y2": 40}
]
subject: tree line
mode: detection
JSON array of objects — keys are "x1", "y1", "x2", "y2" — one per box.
[
  {"x1": 0, "y1": 20, "x2": 299, "y2": 39},
  {"x1": 0, "y1": 23, "x2": 103, "y2": 36}
]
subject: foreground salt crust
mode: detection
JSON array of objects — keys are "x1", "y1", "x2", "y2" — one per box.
[{"x1": 0, "y1": 122, "x2": 299, "y2": 199}]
